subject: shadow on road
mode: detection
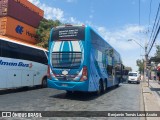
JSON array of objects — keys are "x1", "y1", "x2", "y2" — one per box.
[
  {"x1": 150, "y1": 87, "x2": 160, "y2": 96},
  {"x1": 50, "y1": 85, "x2": 121, "y2": 101},
  {"x1": 150, "y1": 88, "x2": 160, "y2": 91},
  {"x1": 0, "y1": 86, "x2": 43, "y2": 95}
]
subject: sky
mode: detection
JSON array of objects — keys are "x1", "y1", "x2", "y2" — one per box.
[{"x1": 29, "y1": 0, "x2": 160, "y2": 71}]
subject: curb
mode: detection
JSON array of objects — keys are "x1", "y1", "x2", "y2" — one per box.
[{"x1": 141, "y1": 82, "x2": 160, "y2": 120}]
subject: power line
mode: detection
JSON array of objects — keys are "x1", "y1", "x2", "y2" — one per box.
[
  {"x1": 148, "y1": 0, "x2": 153, "y2": 35},
  {"x1": 152, "y1": 16, "x2": 160, "y2": 42},
  {"x1": 148, "y1": 3, "x2": 160, "y2": 46},
  {"x1": 139, "y1": 0, "x2": 141, "y2": 27},
  {"x1": 148, "y1": 25, "x2": 160, "y2": 54},
  {"x1": 148, "y1": 0, "x2": 153, "y2": 25}
]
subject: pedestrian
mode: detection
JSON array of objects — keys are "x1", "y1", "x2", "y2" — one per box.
[
  {"x1": 158, "y1": 77, "x2": 160, "y2": 84},
  {"x1": 157, "y1": 73, "x2": 160, "y2": 84}
]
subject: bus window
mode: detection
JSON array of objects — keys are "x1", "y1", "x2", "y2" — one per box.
[
  {"x1": 1, "y1": 40, "x2": 20, "y2": 59},
  {"x1": 52, "y1": 51, "x2": 82, "y2": 69},
  {"x1": 51, "y1": 40, "x2": 83, "y2": 69}
]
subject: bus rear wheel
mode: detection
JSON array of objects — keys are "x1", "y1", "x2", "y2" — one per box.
[
  {"x1": 42, "y1": 77, "x2": 47, "y2": 88},
  {"x1": 96, "y1": 80, "x2": 103, "y2": 95},
  {"x1": 103, "y1": 79, "x2": 107, "y2": 92},
  {"x1": 66, "y1": 91, "x2": 73, "y2": 95}
]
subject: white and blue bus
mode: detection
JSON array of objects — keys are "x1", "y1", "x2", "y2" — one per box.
[
  {"x1": 47, "y1": 25, "x2": 123, "y2": 94},
  {"x1": 0, "y1": 36, "x2": 48, "y2": 89}
]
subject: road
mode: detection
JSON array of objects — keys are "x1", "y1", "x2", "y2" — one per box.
[{"x1": 0, "y1": 83, "x2": 143, "y2": 120}]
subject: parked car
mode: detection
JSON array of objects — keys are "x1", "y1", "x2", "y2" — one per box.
[{"x1": 128, "y1": 72, "x2": 140, "y2": 84}]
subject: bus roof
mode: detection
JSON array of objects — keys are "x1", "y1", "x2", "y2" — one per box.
[{"x1": 0, "y1": 35, "x2": 47, "y2": 51}]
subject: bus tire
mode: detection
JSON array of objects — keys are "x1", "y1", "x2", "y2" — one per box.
[
  {"x1": 42, "y1": 76, "x2": 47, "y2": 88},
  {"x1": 103, "y1": 79, "x2": 107, "y2": 92},
  {"x1": 116, "y1": 79, "x2": 120, "y2": 87},
  {"x1": 66, "y1": 91, "x2": 73, "y2": 95},
  {"x1": 96, "y1": 79, "x2": 103, "y2": 95},
  {"x1": 116, "y1": 84, "x2": 119, "y2": 87}
]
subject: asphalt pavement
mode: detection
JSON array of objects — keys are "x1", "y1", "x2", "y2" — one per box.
[{"x1": 0, "y1": 83, "x2": 144, "y2": 120}]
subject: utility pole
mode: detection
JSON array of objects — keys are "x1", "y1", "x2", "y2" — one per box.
[{"x1": 144, "y1": 44, "x2": 149, "y2": 86}]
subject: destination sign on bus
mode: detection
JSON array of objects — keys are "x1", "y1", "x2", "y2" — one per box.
[{"x1": 52, "y1": 26, "x2": 85, "y2": 40}]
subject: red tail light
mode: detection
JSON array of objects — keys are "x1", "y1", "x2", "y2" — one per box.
[{"x1": 80, "y1": 66, "x2": 88, "y2": 81}]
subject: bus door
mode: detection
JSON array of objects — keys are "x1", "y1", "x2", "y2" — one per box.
[
  {"x1": 33, "y1": 70, "x2": 41, "y2": 85},
  {"x1": 33, "y1": 69, "x2": 46, "y2": 85},
  {"x1": 33, "y1": 51, "x2": 48, "y2": 86},
  {"x1": 106, "y1": 54, "x2": 114, "y2": 86},
  {"x1": 107, "y1": 65, "x2": 114, "y2": 86},
  {"x1": 114, "y1": 64, "x2": 122, "y2": 84}
]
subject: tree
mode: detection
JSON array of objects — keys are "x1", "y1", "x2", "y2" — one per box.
[
  {"x1": 136, "y1": 59, "x2": 144, "y2": 74},
  {"x1": 149, "y1": 45, "x2": 160, "y2": 63},
  {"x1": 124, "y1": 66, "x2": 132, "y2": 71},
  {"x1": 155, "y1": 45, "x2": 160, "y2": 58},
  {"x1": 36, "y1": 18, "x2": 62, "y2": 48}
]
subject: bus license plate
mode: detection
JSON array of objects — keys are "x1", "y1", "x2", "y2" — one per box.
[{"x1": 62, "y1": 84, "x2": 68, "y2": 86}]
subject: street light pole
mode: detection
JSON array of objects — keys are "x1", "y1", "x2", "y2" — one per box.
[{"x1": 128, "y1": 39, "x2": 145, "y2": 50}]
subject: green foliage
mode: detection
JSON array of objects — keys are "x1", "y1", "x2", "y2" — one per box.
[
  {"x1": 155, "y1": 45, "x2": 160, "y2": 58},
  {"x1": 136, "y1": 59, "x2": 144, "y2": 73},
  {"x1": 36, "y1": 18, "x2": 62, "y2": 49},
  {"x1": 124, "y1": 66, "x2": 132, "y2": 71}
]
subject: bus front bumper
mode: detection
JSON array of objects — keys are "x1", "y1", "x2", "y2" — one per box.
[{"x1": 47, "y1": 79, "x2": 88, "y2": 91}]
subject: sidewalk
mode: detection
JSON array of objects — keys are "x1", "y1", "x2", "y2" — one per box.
[{"x1": 141, "y1": 80, "x2": 160, "y2": 120}]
